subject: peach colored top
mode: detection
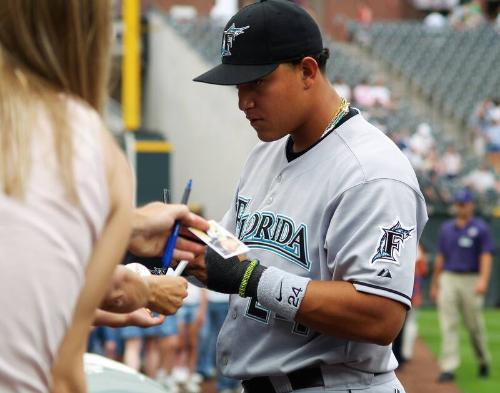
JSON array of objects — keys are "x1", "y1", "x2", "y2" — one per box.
[{"x1": 0, "y1": 98, "x2": 109, "y2": 392}]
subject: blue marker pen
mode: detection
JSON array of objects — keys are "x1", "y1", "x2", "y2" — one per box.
[{"x1": 162, "y1": 179, "x2": 192, "y2": 269}]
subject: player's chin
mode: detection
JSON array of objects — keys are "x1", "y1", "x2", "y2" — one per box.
[
  {"x1": 253, "y1": 125, "x2": 283, "y2": 142},
  {"x1": 256, "y1": 134, "x2": 276, "y2": 142}
]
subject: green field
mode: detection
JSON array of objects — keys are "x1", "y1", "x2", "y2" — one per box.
[{"x1": 418, "y1": 308, "x2": 500, "y2": 393}]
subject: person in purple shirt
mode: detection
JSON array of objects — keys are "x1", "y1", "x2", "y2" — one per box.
[{"x1": 430, "y1": 188, "x2": 495, "y2": 383}]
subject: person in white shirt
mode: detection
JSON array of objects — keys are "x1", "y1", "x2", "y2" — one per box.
[
  {"x1": 332, "y1": 78, "x2": 352, "y2": 102},
  {"x1": 464, "y1": 163, "x2": 496, "y2": 195},
  {"x1": 440, "y1": 146, "x2": 462, "y2": 180}
]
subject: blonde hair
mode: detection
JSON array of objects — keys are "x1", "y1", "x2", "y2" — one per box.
[{"x1": 0, "y1": 0, "x2": 112, "y2": 201}]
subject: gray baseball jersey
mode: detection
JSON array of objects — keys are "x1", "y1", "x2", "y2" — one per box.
[{"x1": 217, "y1": 109, "x2": 428, "y2": 384}]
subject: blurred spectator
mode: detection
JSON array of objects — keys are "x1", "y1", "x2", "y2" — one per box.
[
  {"x1": 357, "y1": 1, "x2": 373, "y2": 26},
  {"x1": 463, "y1": 162, "x2": 497, "y2": 195},
  {"x1": 449, "y1": 0, "x2": 485, "y2": 31},
  {"x1": 489, "y1": 102, "x2": 500, "y2": 124},
  {"x1": 412, "y1": 0, "x2": 459, "y2": 10},
  {"x1": 121, "y1": 322, "x2": 162, "y2": 378},
  {"x1": 88, "y1": 327, "x2": 117, "y2": 360},
  {"x1": 198, "y1": 291, "x2": 241, "y2": 393},
  {"x1": 430, "y1": 189, "x2": 494, "y2": 383},
  {"x1": 483, "y1": 117, "x2": 500, "y2": 171},
  {"x1": 404, "y1": 146, "x2": 426, "y2": 173},
  {"x1": 210, "y1": 0, "x2": 237, "y2": 22},
  {"x1": 421, "y1": 170, "x2": 452, "y2": 205},
  {"x1": 393, "y1": 243, "x2": 428, "y2": 366},
  {"x1": 368, "y1": 102, "x2": 391, "y2": 129},
  {"x1": 402, "y1": 243, "x2": 428, "y2": 361},
  {"x1": 392, "y1": 128, "x2": 411, "y2": 151},
  {"x1": 172, "y1": 284, "x2": 207, "y2": 393},
  {"x1": 408, "y1": 123, "x2": 435, "y2": 156},
  {"x1": 469, "y1": 98, "x2": 497, "y2": 131},
  {"x1": 440, "y1": 146, "x2": 462, "y2": 180},
  {"x1": 354, "y1": 2, "x2": 373, "y2": 45},
  {"x1": 371, "y1": 77, "x2": 392, "y2": 108},
  {"x1": 155, "y1": 316, "x2": 181, "y2": 392},
  {"x1": 423, "y1": 148, "x2": 441, "y2": 176},
  {"x1": 332, "y1": 78, "x2": 352, "y2": 101},
  {"x1": 423, "y1": 12, "x2": 448, "y2": 30},
  {"x1": 352, "y1": 78, "x2": 374, "y2": 108},
  {"x1": 473, "y1": 128, "x2": 487, "y2": 156},
  {"x1": 470, "y1": 98, "x2": 500, "y2": 170},
  {"x1": 352, "y1": 78, "x2": 392, "y2": 109}
]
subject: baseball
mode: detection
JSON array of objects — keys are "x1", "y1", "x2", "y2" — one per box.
[{"x1": 125, "y1": 262, "x2": 151, "y2": 277}]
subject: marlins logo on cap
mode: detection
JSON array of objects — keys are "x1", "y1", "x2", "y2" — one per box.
[
  {"x1": 194, "y1": 0, "x2": 323, "y2": 85},
  {"x1": 222, "y1": 23, "x2": 250, "y2": 57}
]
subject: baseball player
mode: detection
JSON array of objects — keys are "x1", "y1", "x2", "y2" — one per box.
[{"x1": 184, "y1": 1, "x2": 428, "y2": 392}]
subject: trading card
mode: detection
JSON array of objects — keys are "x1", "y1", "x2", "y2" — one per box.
[{"x1": 189, "y1": 220, "x2": 249, "y2": 259}]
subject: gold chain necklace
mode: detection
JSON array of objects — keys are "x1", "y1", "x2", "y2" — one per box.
[{"x1": 320, "y1": 97, "x2": 350, "y2": 139}]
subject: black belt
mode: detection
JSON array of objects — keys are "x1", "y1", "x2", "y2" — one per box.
[{"x1": 242, "y1": 367, "x2": 324, "y2": 393}]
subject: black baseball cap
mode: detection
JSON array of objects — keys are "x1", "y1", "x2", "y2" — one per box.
[{"x1": 193, "y1": 0, "x2": 323, "y2": 86}]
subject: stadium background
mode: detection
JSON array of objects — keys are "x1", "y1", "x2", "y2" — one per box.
[{"x1": 98, "y1": 1, "x2": 500, "y2": 392}]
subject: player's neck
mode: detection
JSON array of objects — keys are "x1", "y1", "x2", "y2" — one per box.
[
  {"x1": 290, "y1": 87, "x2": 342, "y2": 152},
  {"x1": 455, "y1": 215, "x2": 473, "y2": 228}
]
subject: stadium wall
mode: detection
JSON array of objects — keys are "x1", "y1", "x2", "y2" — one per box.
[
  {"x1": 147, "y1": 0, "x2": 215, "y2": 15},
  {"x1": 314, "y1": 0, "x2": 423, "y2": 40}
]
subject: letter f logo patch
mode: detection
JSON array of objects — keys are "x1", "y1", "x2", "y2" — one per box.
[{"x1": 372, "y1": 221, "x2": 413, "y2": 264}]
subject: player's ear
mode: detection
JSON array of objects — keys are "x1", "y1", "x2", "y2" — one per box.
[{"x1": 299, "y1": 57, "x2": 319, "y2": 89}]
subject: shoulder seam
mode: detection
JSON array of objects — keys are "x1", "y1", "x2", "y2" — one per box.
[
  {"x1": 332, "y1": 116, "x2": 424, "y2": 203},
  {"x1": 333, "y1": 117, "x2": 368, "y2": 182},
  {"x1": 334, "y1": 178, "x2": 426, "y2": 206}
]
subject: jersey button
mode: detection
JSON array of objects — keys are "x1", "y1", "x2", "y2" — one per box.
[
  {"x1": 222, "y1": 356, "x2": 229, "y2": 366},
  {"x1": 277, "y1": 174, "x2": 282, "y2": 182},
  {"x1": 232, "y1": 311, "x2": 237, "y2": 319},
  {"x1": 267, "y1": 196, "x2": 274, "y2": 204}
]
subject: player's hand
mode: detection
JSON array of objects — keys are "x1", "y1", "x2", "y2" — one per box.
[
  {"x1": 145, "y1": 275, "x2": 188, "y2": 315},
  {"x1": 204, "y1": 248, "x2": 266, "y2": 297},
  {"x1": 128, "y1": 202, "x2": 209, "y2": 257},
  {"x1": 173, "y1": 251, "x2": 209, "y2": 284},
  {"x1": 126, "y1": 308, "x2": 165, "y2": 327},
  {"x1": 173, "y1": 231, "x2": 208, "y2": 262},
  {"x1": 475, "y1": 278, "x2": 488, "y2": 295}
]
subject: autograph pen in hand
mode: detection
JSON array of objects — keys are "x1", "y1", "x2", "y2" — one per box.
[{"x1": 162, "y1": 179, "x2": 192, "y2": 269}]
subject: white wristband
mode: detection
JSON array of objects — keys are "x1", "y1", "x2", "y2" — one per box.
[{"x1": 257, "y1": 266, "x2": 311, "y2": 321}]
